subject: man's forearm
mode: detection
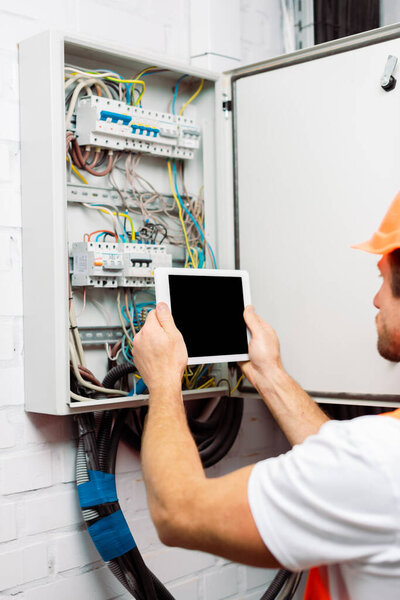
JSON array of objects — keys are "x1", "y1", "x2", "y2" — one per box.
[
  {"x1": 141, "y1": 387, "x2": 205, "y2": 543},
  {"x1": 257, "y1": 369, "x2": 330, "y2": 446}
]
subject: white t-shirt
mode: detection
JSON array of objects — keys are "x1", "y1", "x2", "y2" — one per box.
[{"x1": 248, "y1": 414, "x2": 400, "y2": 600}]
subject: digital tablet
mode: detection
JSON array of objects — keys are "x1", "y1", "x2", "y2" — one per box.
[{"x1": 154, "y1": 268, "x2": 251, "y2": 365}]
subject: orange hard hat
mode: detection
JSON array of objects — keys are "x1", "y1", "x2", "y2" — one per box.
[{"x1": 352, "y1": 191, "x2": 400, "y2": 254}]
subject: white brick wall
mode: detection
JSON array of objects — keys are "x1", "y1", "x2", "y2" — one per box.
[{"x1": 0, "y1": 0, "x2": 285, "y2": 597}]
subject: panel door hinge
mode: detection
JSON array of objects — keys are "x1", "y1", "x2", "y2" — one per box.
[{"x1": 222, "y1": 99, "x2": 232, "y2": 112}]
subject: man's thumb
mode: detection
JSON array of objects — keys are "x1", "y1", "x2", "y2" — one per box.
[
  {"x1": 243, "y1": 305, "x2": 260, "y2": 333},
  {"x1": 156, "y1": 302, "x2": 176, "y2": 333}
]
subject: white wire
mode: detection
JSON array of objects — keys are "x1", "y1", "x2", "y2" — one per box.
[
  {"x1": 69, "y1": 332, "x2": 128, "y2": 396},
  {"x1": 83, "y1": 203, "x2": 119, "y2": 236},
  {"x1": 65, "y1": 77, "x2": 113, "y2": 128}
]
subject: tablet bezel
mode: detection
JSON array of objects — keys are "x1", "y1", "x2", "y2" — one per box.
[{"x1": 154, "y1": 268, "x2": 251, "y2": 365}]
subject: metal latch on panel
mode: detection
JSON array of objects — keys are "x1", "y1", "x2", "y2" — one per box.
[
  {"x1": 381, "y1": 55, "x2": 397, "y2": 91},
  {"x1": 222, "y1": 98, "x2": 232, "y2": 119}
]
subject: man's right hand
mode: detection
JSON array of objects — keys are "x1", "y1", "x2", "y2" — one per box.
[{"x1": 239, "y1": 305, "x2": 284, "y2": 393}]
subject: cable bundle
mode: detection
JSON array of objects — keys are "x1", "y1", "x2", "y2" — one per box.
[{"x1": 77, "y1": 411, "x2": 174, "y2": 599}]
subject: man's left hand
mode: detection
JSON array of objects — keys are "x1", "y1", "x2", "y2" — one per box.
[{"x1": 132, "y1": 302, "x2": 188, "y2": 393}]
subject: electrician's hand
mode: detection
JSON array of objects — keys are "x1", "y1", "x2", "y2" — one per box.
[
  {"x1": 132, "y1": 302, "x2": 188, "y2": 393},
  {"x1": 239, "y1": 305, "x2": 284, "y2": 392}
]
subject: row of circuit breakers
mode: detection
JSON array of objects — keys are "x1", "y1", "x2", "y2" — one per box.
[
  {"x1": 71, "y1": 242, "x2": 172, "y2": 288},
  {"x1": 75, "y1": 96, "x2": 202, "y2": 160}
]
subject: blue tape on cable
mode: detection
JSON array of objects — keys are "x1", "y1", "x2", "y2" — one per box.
[
  {"x1": 88, "y1": 510, "x2": 136, "y2": 561},
  {"x1": 77, "y1": 470, "x2": 118, "y2": 508},
  {"x1": 128, "y1": 378, "x2": 147, "y2": 396}
]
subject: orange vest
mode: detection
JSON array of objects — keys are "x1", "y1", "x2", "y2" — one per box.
[{"x1": 303, "y1": 408, "x2": 400, "y2": 600}]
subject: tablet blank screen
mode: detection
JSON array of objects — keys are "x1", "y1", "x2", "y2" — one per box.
[{"x1": 168, "y1": 275, "x2": 248, "y2": 358}]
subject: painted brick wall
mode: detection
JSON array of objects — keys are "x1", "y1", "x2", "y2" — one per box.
[{"x1": 0, "y1": 1, "x2": 285, "y2": 597}]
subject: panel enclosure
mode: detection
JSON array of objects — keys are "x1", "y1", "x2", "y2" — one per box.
[
  {"x1": 20, "y1": 31, "x2": 232, "y2": 415},
  {"x1": 231, "y1": 24, "x2": 400, "y2": 404}
]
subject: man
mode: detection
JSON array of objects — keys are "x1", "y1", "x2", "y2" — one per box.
[{"x1": 132, "y1": 193, "x2": 400, "y2": 599}]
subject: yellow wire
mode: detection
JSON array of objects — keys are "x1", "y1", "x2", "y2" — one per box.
[
  {"x1": 66, "y1": 156, "x2": 88, "y2": 185},
  {"x1": 104, "y1": 77, "x2": 145, "y2": 105},
  {"x1": 183, "y1": 368, "x2": 190, "y2": 388},
  {"x1": 92, "y1": 208, "x2": 135, "y2": 241},
  {"x1": 230, "y1": 374, "x2": 244, "y2": 396},
  {"x1": 167, "y1": 161, "x2": 194, "y2": 265},
  {"x1": 135, "y1": 66, "x2": 158, "y2": 79},
  {"x1": 198, "y1": 377, "x2": 216, "y2": 389},
  {"x1": 66, "y1": 69, "x2": 146, "y2": 105},
  {"x1": 117, "y1": 212, "x2": 135, "y2": 241},
  {"x1": 132, "y1": 67, "x2": 162, "y2": 104},
  {"x1": 188, "y1": 364, "x2": 205, "y2": 389},
  {"x1": 179, "y1": 79, "x2": 204, "y2": 116}
]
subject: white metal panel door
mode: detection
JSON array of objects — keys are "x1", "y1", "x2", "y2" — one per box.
[{"x1": 234, "y1": 30, "x2": 400, "y2": 396}]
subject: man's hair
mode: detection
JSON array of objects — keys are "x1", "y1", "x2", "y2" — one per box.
[{"x1": 388, "y1": 249, "x2": 400, "y2": 297}]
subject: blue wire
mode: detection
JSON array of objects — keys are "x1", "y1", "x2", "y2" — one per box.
[
  {"x1": 172, "y1": 75, "x2": 188, "y2": 115},
  {"x1": 171, "y1": 161, "x2": 218, "y2": 268},
  {"x1": 197, "y1": 364, "x2": 209, "y2": 380},
  {"x1": 172, "y1": 161, "x2": 204, "y2": 240},
  {"x1": 207, "y1": 241, "x2": 218, "y2": 269},
  {"x1": 97, "y1": 69, "x2": 131, "y2": 103},
  {"x1": 121, "y1": 334, "x2": 134, "y2": 364},
  {"x1": 89, "y1": 204, "x2": 128, "y2": 243},
  {"x1": 137, "y1": 70, "x2": 163, "y2": 108},
  {"x1": 197, "y1": 248, "x2": 205, "y2": 269}
]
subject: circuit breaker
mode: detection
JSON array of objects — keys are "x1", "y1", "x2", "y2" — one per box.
[
  {"x1": 75, "y1": 96, "x2": 201, "y2": 159},
  {"x1": 70, "y1": 242, "x2": 172, "y2": 288}
]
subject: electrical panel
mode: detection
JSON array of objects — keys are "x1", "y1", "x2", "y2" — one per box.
[{"x1": 19, "y1": 32, "x2": 229, "y2": 415}]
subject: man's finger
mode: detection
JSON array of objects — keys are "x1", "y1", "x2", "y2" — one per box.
[
  {"x1": 156, "y1": 302, "x2": 177, "y2": 334},
  {"x1": 144, "y1": 309, "x2": 157, "y2": 326},
  {"x1": 243, "y1": 305, "x2": 262, "y2": 335}
]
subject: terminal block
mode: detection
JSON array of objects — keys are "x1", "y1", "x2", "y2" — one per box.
[
  {"x1": 70, "y1": 242, "x2": 172, "y2": 288},
  {"x1": 75, "y1": 96, "x2": 201, "y2": 160}
]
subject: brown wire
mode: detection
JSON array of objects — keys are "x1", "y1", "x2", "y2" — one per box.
[
  {"x1": 84, "y1": 154, "x2": 113, "y2": 176},
  {"x1": 85, "y1": 151, "x2": 99, "y2": 168},
  {"x1": 71, "y1": 140, "x2": 90, "y2": 168},
  {"x1": 77, "y1": 365, "x2": 102, "y2": 387},
  {"x1": 110, "y1": 339, "x2": 122, "y2": 358}
]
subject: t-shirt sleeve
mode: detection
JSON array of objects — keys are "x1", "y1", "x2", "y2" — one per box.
[{"x1": 247, "y1": 418, "x2": 397, "y2": 572}]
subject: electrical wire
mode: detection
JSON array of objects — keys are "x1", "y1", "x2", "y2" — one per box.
[
  {"x1": 65, "y1": 66, "x2": 146, "y2": 105},
  {"x1": 230, "y1": 374, "x2": 244, "y2": 396},
  {"x1": 179, "y1": 78, "x2": 204, "y2": 116},
  {"x1": 172, "y1": 74, "x2": 187, "y2": 115},
  {"x1": 83, "y1": 203, "x2": 119, "y2": 237},
  {"x1": 69, "y1": 332, "x2": 128, "y2": 397},
  {"x1": 133, "y1": 67, "x2": 168, "y2": 106},
  {"x1": 167, "y1": 160, "x2": 195, "y2": 266},
  {"x1": 124, "y1": 289, "x2": 136, "y2": 338},
  {"x1": 117, "y1": 289, "x2": 134, "y2": 349},
  {"x1": 66, "y1": 155, "x2": 88, "y2": 184},
  {"x1": 88, "y1": 229, "x2": 118, "y2": 242}
]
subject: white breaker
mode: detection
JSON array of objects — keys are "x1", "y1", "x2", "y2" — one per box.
[
  {"x1": 75, "y1": 96, "x2": 201, "y2": 160},
  {"x1": 70, "y1": 241, "x2": 172, "y2": 288}
]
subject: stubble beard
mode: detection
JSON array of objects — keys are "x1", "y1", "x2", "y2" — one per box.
[{"x1": 377, "y1": 315, "x2": 400, "y2": 362}]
